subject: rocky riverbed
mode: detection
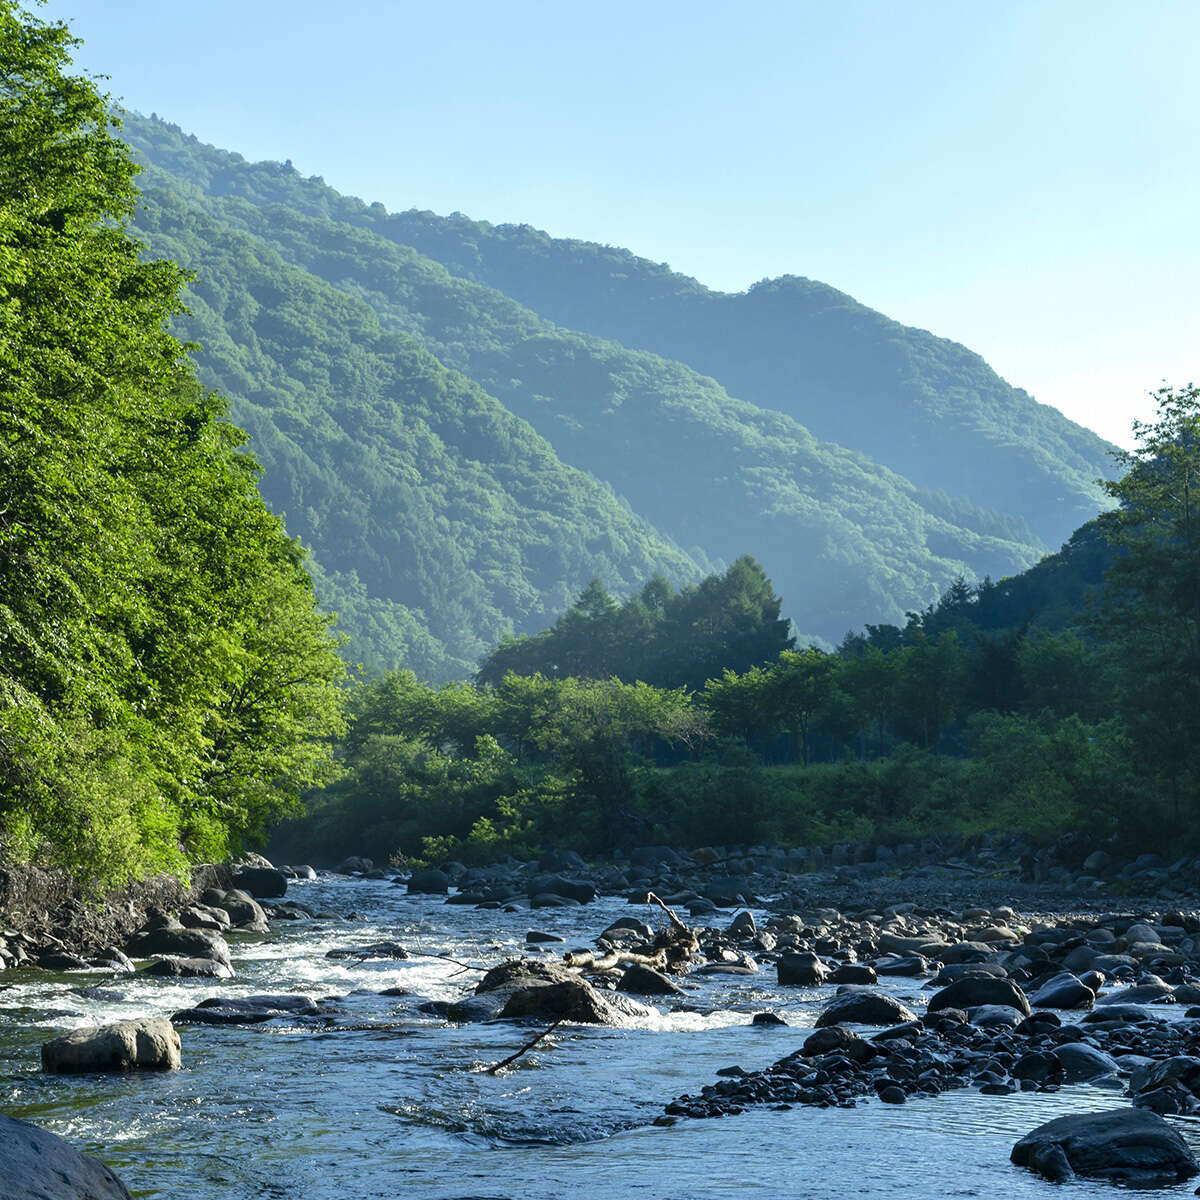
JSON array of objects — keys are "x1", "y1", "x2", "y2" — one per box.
[{"x1": 5, "y1": 849, "x2": 1200, "y2": 1197}]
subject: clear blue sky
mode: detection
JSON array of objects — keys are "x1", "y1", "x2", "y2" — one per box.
[{"x1": 42, "y1": 0, "x2": 1200, "y2": 448}]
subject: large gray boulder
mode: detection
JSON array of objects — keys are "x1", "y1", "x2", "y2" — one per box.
[
  {"x1": 777, "y1": 951, "x2": 828, "y2": 986},
  {"x1": 1012, "y1": 1108, "x2": 1198, "y2": 1185},
  {"x1": 1051, "y1": 1041, "x2": 1121, "y2": 1082},
  {"x1": 815, "y1": 990, "x2": 916, "y2": 1028},
  {"x1": 42, "y1": 1018, "x2": 181, "y2": 1074},
  {"x1": 125, "y1": 927, "x2": 232, "y2": 968},
  {"x1": 230, "y1": 866, "x2": 287, "y2": 898},
  {"x1": 1030, "y1": 971, "x2": 1095, "y2": 1010},
  {"x1": 927, "y1": 975, "x2": 1030, "y2": 1016},
  {"x1": 498, "y1": 978, "x2": 654, "y2": 1026},
  {"x1": 0, "y1": 1113, "x2": 132, "y2": 1198}
]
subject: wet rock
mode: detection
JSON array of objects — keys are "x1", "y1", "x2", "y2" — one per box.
[
  {"x1": 531, "y1": 892, "x2": 581, "y2": 909},
  {"x1": 230, "y1": 867, "x2": 287, "y2": 899},
  {"x1": 968, "y1": 1004, "x2": 1025, "y2": 1029},
  {"x1": 815, "y1": 991, "x2": 917, "y2": 1028},
  {"x1": 42, "y1": 1018, "x2": 180, "y2": 1073},
  {"x1": 0, "y1": 1113, "x2": 133, "y2": 1199},
  {"x1": 334, "y1": 856, "x2": 373, "y2": 874},
  {"x1": 125, "y1": 927, "x2": 232, "y2": 968},
  {"x1": 142, "y1": 956, "x2": 232, "y2": 979},
  {"x1": 174, "y1": 994, "x2": 322, "y2": 1025},
  {"x1": 499, "y1": 978, "x2": 653, "y2": 1026},
  {"x1": 529, "y1": 876, "x2": 595, "y2": 904},
  {"x1": 617, "y1": 964, "x2": 683, "y2": 996},
  {"x1": 728, "y1": 910, "x2": 756, "y2": 937},
  {"x1": 800, "y1": 1025, "x2": 876, "y2": 1061},
  {"x1": 37, "y1": 953, "x2": 91, "y2": 971},
  {"x1": 777, "y1": 952, "x2": 828, "y2": 986},
  {"x1": 1096, "y1": 982, "x2": 1174, "y2": 1006},
  {"x1": 407, "y1": 869, "x2": 450, "y2": 895},
  {"x1": 878, "y1": 1084, "x2": 906, "y2": 1104},
  {"x1": 1030, "y1": 970, "x2": 1095, "y2": 1010},
  {"x1": 219, "y1": 894, "x2": 269, "y2": 930},
  {"x1": 526, "y1": 930, "x2": 565, "y2": 944},
  {"x1": 1052, "y1": 1042, "x2": 1121, "y2": 1082},
  {"x1": 830, "y1": 963, "x2": 878, "y2": 985},
  {"x1": 325, "y1": 941, "x2": 409, "y2": 961},
  {"x1": 1012, "y1": 1050, "x2": 1065, "y2": 1085},
  {"x1": 1129, "y1": 1056, "x2": 1200, "y2": 1114},
  {"x1": 752, "y1": 1012, "x2": 787, "y2": 1026},
  {"x1": 873, "y1": 955, "x2": 929, "y2": 976},
  {"x1": 927, "y1": 976, "x2": 1030, "y2": 1016},
  {"x1": 1011, "y1": 1108, "x2": 1198, "y2": 1186}
]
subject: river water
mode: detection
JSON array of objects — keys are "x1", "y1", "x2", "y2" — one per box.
[{"x1": 1, "y1": 875, "x2": 1198, "y2": 1199}]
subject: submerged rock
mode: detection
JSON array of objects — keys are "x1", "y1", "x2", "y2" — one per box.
[
  {"x1": 1011, "y1": 1108, "x2": 1198, "y2": 1186},
  {"x1": 42, "y1": 1017, "x2": 181, "y2": 1073},
  {"x1": 0, "y1": 1113, "x2": 132, "y2": 1199}
]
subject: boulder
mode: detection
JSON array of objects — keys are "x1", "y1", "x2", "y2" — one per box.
[
  {"x1": 125, "y1": 927, "x2": 232, "y2": 968},
  {"x1": 0, "y1": 1113, "x2": 132, "y2": 1199},
  {"x1": 220, "y1": 895, "x2": 269, "y2": 930},
  {"x1": 777, "y1": 951, "x2": 828, "y2": 986},
  {"x1": 800, "y1": 1025, "x2": 876, "y2": 1061},
  {"x1": 1030, "y1": 971, "x2": 1095, "y2": 1010},
  {"x1": 230, "y1": 867, "x2": 287, "y2": 899},
  {"x1": 498, "y1": 979, "x2": 654, "y2": 1026},
  {"x1": 1129, "y1": 1056, "x2": 1200, "y2": 1114},
  {"x1": 325, "y1": 940, "x2": 409, "y2": 961},
  {"x1": 1011, "y1": 1108, "x2": 1198, "y2": 1186},
  {"x1": 42, "y1": 1017, "x2": 180, "y2": 1074},
  {"x1": 815, "y1": 990, "x2": 916, "y2": 1028},
  {"x1": 617, "y1": 964, "x2": 684, "y2": 996},
  {"x1": 927, "y1": 976, "x2": 1030, "y2": 1016},
  {"x1": 173, "y1": 994, "x2": 321, "y2": 1025},
  {"x1": 141, "y1": 956, "x2": 232, "y2": 979},
  {"x1": 728, "y1": 910, "x2": 756, "y2": 937},
  {"x1": 1051, "y1": 1041, "x2": 1121, "y2": 1082},
  {"x1": 407, "y1": 869, "x2": 450, "y2": 894},
  {"x1": 334, "y1": 856, "x2": 373, "y2": 874},
  {"x1": 1096, "y1": 982, "x2": 1175, "y2": 1006},
  {"x1": 528, "y1": 875, "x2": 595, "y2": 904}
]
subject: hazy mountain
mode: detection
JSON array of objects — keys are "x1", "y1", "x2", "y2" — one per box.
[{"x1": 121, "y1": 114, "x2": 1113, "y2": 672}]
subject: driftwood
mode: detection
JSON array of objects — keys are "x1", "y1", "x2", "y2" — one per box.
[
  {"x1": 486, "y1": 1015, "x2": 567, "y2": 1074},
  {"x1": 563, "y1": 948, "x2": 667, "y2": 972}
]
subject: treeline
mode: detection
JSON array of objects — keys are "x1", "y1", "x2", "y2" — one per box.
[
  {"x1": 282, "y1": 386, "x2": 1200, "y2": 865},
  {"x1": 0, "y1": 5, "x2": 346, "y2": 887},
  {"x1": 477, "y1": 556, "x2": 793, "y2": 691}
]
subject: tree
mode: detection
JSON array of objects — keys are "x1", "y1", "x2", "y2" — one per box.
[
  {"x1": 0, "y1": 3, "x2": 346, "y2": 883},
  {"x1": 1096, "y1": 383, "x2": 1200, "y2": 823},
  {"x1": 769, "y1": 648, "x2": 837, "y2": 765}
]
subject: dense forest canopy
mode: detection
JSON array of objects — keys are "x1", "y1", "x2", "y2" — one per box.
[{"x1": 0, "y1": 4, "x2": 346, "y2": 887}]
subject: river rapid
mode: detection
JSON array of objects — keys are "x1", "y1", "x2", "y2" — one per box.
[{"x1": 1, "y1": 875, "x2": 1198, "y2": 1199}]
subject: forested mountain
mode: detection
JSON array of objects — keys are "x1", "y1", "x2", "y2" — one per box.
[
  {"x1": 112, "y1": 115, "x2": 1095, "y2": 667},
  {"x1": 121, "y1": 115, "x2": 1114, "y2": 549},
  {"x1": 130, "y1": 188, "x2": 704, "y2": 680}
]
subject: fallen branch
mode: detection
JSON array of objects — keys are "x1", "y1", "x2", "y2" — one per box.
[
  {"x1": 418, "y1": 951, "x2": 487, "y2": 975},
  {"x1": 563, "y1": 948, "x2": 667, "y2": 972},
  {"x1": 486, "y1": 1015, "x2": 567, "y2": 1074},
  {"x1": 646, "y1": 891, "x2": 691, "y2": 937}
]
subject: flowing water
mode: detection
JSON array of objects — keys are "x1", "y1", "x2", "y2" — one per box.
[{"x1": 1, "y1": 876, "x2": 1198, "y2": 1198}]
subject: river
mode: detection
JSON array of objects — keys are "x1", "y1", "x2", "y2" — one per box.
[{"x1": 1, "y1": 875, "x2": 1197, "y2": 1198}]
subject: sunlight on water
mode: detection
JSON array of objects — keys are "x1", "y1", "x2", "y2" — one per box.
[{"x1": 0, "y1": 877, "x2": 1193, "y2": 1198}]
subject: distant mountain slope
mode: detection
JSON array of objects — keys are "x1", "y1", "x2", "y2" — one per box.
[
  {"x1": 131, "y1": 187, "x2": 705, "y2": 680},
  {"x1": 120, "y1": 115, "x2": 1114, "y2": 547},
  {"x1": 132, "y1": 164, "x2": 1044, "y2": 644}
]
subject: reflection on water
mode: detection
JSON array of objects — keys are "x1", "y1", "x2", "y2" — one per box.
[{"x1": 0, "y1": 878, "x2": 1195, "y2": 1198}]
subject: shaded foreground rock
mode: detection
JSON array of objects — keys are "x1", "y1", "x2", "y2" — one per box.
[
  {"x1": 42, "y1": 1017, "x2": 180, "y2": 1073},
  {"x1": 0, "y1": 1113, "x2": 132, "y2": 1199},
  {"x1": 1011, "y1": 1108, "x2": 1198, "y2": 1186}
]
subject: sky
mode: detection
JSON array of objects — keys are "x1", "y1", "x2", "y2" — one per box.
[{"x1": 41, "y1": 0, "x2": 1200, "y2": 449}]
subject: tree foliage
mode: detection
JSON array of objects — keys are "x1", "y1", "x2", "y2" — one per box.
[{"x1": 0, "y1": 4, "x2": 346, "y2": 886}]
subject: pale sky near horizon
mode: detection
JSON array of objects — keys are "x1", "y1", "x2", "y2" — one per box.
[{"x1": 40, "y1": 0, "x2": 1200, "y2": 450}]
